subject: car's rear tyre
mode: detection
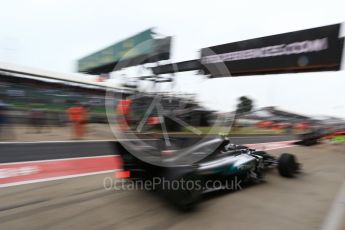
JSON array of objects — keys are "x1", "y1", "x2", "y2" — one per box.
[{"x1": 278, "y1": 153, "x2": 299, "y2": 178}]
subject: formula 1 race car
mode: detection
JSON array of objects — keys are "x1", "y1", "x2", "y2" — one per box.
[{"x1": 116, "y1": 136, "x2": 300, "y2": 210}]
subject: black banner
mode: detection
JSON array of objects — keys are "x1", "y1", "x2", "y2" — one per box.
[
  {"x1": 151, "y1": 59, "x2": 201, "y2": 75},
  {"x1": 201, "y1": 24, "x2": 344, "y2": 77}
]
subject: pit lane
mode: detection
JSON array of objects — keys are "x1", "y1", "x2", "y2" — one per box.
[
  {"x1": 0, "y1": 135, "x2": 295, "y2": 163},
  {"x1": 0, "y1": 144, "x2": 344, "y2": 230}
]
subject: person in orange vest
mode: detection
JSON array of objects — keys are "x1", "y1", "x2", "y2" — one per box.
[
  {"x1": 67, "y1": 102, "x2": 87, "y2": 139},
  {"x1": 116, "y1": 98, "x2": 132, "y2": 131}
]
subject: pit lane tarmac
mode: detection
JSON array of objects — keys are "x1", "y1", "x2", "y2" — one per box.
[{"x1": 0, "y1": 144, "x2": 344, "y2": 230}]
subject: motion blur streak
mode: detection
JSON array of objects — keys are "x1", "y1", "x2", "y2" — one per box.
[{"x1": 0, "y1": 155, "x2": 121, "y2": 187}]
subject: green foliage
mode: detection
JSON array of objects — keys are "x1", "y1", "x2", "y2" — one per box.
[{"x1": 236, "y1": 96, "x2": 253, "y2": 115}]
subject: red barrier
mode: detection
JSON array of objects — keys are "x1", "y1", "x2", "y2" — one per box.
[{"x1": 0, "y1": 155, "x2": 122, "y2": 187}]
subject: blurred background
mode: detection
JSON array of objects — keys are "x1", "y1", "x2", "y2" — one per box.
[{"x1": 1, "y1": 1, "x2": 345, "y2": 230}]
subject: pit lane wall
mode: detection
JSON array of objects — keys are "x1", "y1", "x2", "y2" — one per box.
[{"x1": 0, "y1": 139, "x2": 296, "y2": 188}]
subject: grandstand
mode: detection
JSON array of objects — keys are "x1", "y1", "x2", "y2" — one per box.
[
  {"x1": 0, "y1": 62, "x2": 213, "y2": 128},
  {"x1": 0, "y1": 62, "x2": 126, "y2": 124}
]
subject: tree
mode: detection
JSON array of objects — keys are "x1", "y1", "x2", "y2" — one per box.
[
  {"x1": 232, "y1": 96, "x2": 254, "y2": 129},
  {"x1": 236, "y1": 96, "x2": 253, "y2": 115}
]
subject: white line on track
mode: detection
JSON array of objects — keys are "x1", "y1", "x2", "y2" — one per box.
[
  {"x1": 260, "y1": 145, "x2": 295, "y2": 151},
  {"x1": 0, "y1": 140, "x2": 115, "y2": 144},
  {"x1": 321, "y1": 180, "x2": 345, "y2": 230},
  {"x1": 0, "y1": 169, "x2": 119, "y2": 188},
  {"x1": 230, "y1": 136, "x2": 293, "y2": 139},
  {"x1": 0, "y1": 139, "x2": 157, "y2": 144},
  {"x1": 246, "y1": 140, "x2": 297, "y2": 144},
  {"x1": 0, "y1": 155, "x2": 119, "y2": 166}
]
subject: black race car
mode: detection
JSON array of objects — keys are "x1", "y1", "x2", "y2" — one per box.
[{"x1": 116, "y1": 136, "x2": 300, "y2": 210}]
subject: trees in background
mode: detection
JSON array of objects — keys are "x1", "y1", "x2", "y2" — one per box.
[{"x1": 233, "y1": 96, "x2": 254, "y2": 129}]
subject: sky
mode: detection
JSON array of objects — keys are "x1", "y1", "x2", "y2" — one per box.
[{"x1": 0, "y1": 0, "x2": 344, "y2": 118}]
